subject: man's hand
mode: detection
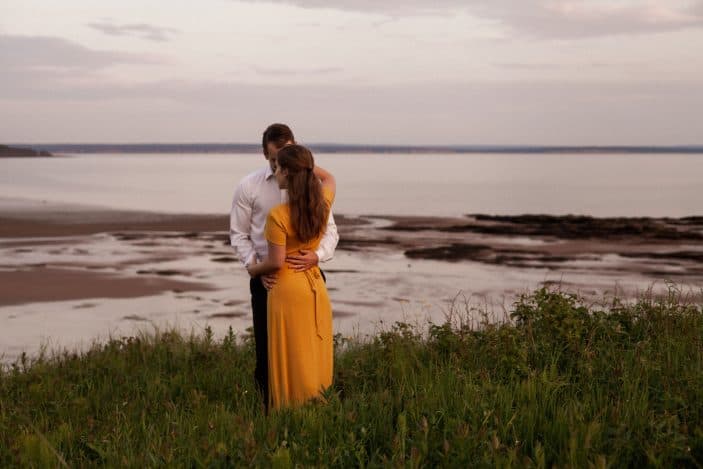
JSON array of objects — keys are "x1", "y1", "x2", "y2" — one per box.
[
  {"x1": 286, "y1": 249, "x2": 319, "y2": 272},
  {"x1": 261, "y1": 273, "x2": 278, "y2": 290}
]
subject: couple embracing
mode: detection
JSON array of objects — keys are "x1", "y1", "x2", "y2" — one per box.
[{"x1": 229, "y1": 123, "x2": 339, "y2": 414}]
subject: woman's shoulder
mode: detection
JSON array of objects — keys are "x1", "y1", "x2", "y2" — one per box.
[
  {"x1": 322, "y1": 185, "x2": 335, "y2": 203},
  {"x1": 268, "y1": 203, "x2": 290, "y2": 221},
  {"x1": 265, "y1": 204, "x2": 291, "y2": 238}
]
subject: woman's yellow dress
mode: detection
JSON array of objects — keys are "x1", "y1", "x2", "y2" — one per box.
[{"x1": 264, "y1": 186, "x2": 335, "y2": 411}]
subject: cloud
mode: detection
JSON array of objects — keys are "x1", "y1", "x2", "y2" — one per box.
[
  {"x1": 493, "y1": 62, "x2": 564, "y2": 70},
  {"x1": 243, "y1": 0, "x2": 703, "y2": 38},
  {"x1": 498, "y1": 0, "x2": 703, "y2": 39},
  {"x1": 251, "y1": 65, "x2": 344, "y2": 76},
  {"x1": 0, "y1": 34, "x2": 167, "y2": 106},
  {"x1": 2, "y1": 65, "x2": 701, "y2": 144},
  {"x1": 492, "y1": 60, "x2": 648, "y2": 70},
  {"x1": 86, "y1": 19, "x2": 179, "y2": 42},
  {"x1": 243, "y1": 0, "x2": 461, "y2": 15},
  {"x1": 0, "y1": 34, "x2": 161, "y2": 73}
]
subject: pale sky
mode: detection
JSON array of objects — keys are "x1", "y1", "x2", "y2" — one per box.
[{"x1": 1, "y1": 0, "x2": 702, "y2": 144}]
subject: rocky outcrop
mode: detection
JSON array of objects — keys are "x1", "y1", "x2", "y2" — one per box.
[{"x1": 0, "y1": 145, "x2": 53, "y2": 157}]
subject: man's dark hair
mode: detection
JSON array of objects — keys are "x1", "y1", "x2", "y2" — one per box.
[{"x1": 262, "y1": 123, "x2": 295, "y2": 156}]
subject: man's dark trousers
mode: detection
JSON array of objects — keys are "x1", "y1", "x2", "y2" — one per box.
[{"x1": 250, "y1": 269, "x2": 326, "y2": 412}]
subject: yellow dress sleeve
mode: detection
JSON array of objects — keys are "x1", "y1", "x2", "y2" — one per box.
[{"x1": 264, "y1": 208, "x2": 287, "y2": 246}]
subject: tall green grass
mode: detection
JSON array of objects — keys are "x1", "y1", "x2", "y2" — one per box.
[{"x1": 1, "y1": 284, "x2": 702, "y2": 467}]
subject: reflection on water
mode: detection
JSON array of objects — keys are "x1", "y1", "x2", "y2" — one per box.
[{"x1": 1, "y1": 152, "x2": 702, "y2": 217}]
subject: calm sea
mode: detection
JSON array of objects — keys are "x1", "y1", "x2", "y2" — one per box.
[{"x1": 1, "y1": 152, "x2": 702, "y2": 217}]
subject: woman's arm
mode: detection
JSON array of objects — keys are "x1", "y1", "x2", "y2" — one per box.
[
  {"x1": 313, "y1": 165, "x2": 336, "y2": 194},
  {"x1": 246, "y1": 241, "x2": 286, "y2": 277}
]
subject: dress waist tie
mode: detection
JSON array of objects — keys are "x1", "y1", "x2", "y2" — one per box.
[{"x1": 302, "y1": 267, "x2": 324, "y2": 340}]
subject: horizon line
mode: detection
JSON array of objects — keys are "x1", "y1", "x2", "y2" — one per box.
[{"x1": 5, "y1": 142, "x2": 703, "y2": 154}]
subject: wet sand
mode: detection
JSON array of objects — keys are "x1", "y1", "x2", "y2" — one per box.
[
  {"x1": 0, "y1": 206, "x2": 228, "y2": 238},
  {"x1": 1, "y1": 196, "x2": 702, "y2": 366},
  {"x1": 0, "y1": 267, "x2": 217, "y2": 307}
]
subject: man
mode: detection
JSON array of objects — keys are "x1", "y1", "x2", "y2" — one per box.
[{"x1": 229, "y1": 123, "x2": 339, "y2": 412}]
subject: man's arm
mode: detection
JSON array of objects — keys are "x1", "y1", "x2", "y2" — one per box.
[
  {"x1": 315, "y1": 210, "x2": 339, "y2": 263},
  {"x1": 312, "y1": 164, "x2": 337, "y2": 262},
  {"x1": 229, "y1": 179, "x2": 257, "y2": 267},
  {"x1": 286, "y1": 209, "x2": 339, "y2": 272},
  {"x1": 286, "y1": 166, "x2": 338, "y2": 271}
]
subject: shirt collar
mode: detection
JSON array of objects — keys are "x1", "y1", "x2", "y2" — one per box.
[{"x1": 264, "y1": 164, "x2": 274, "y2": 180}]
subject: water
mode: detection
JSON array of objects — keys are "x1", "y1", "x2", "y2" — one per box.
[
  {"x1": 2, "y1": 151, "x2": 702, "y2": 365},
  {"x1": 1, "y1": 152, "x2": 702, "y2": 217}
]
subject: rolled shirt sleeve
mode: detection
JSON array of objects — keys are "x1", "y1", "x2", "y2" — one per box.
[
  {"x1": 229, "y1": 179, "x2": 257, "y2": 267},
  {"x1": 315, "y1": 187, "x2": 339, "y2": 263},
  {"x1": 315, "y1": 211, "x2": 339, "y2": 263}
]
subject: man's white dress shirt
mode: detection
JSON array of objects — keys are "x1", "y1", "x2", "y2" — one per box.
[{"x1": 229, "y1": 164, "x2": 339, "y2": 267}]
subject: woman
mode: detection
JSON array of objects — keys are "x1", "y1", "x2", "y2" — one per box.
[{"x1": 246, "y1": 144, "x2": 336, "y2": 412}]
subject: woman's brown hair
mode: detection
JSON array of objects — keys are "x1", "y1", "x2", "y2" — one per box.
[{"x1": 276, "y1": 144, "x2": 328, "y2": 243}]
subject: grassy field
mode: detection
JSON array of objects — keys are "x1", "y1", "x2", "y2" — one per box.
[{"x1": 1, "y1": 283, "x2": 702, "y2": 467}]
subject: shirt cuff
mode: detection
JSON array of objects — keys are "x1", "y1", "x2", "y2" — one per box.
[
  {"x1": 243, "y1": 252, "x2": 257, "y2": 268},
  {"x1": 315, "y1": 247, "x2": 327, "y2": 263}
]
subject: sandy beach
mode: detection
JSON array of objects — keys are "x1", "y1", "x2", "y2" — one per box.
[{"x1": 1, "y1": 196, "x2": 702, "y2": 367}]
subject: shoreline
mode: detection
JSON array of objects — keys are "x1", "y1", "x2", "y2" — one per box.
[
  {"x1": 2, "y1": 196, "x2": 701, "y2": 238},
  {"x1": 1, "y1": 197, "x2": 702, "y2": 366},
  {"x1": 6, "y1": 143, "x2": 703, "y2": 154},
  {"x1": 2, "y1": 196, "x2": 702, "y2": 286}
]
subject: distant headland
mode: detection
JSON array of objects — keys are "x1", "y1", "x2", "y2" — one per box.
[{"x1": 0, "y1": 145, "x2": 53, "y2": 157}]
